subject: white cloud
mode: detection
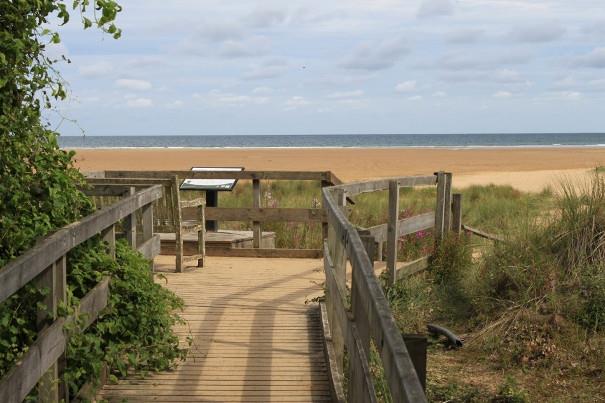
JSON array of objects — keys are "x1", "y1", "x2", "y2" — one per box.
[
  {"x1": 285, "y1": 96, "x2": 310, "y2": 110},
  {"x1": 493, "y1": 91, "x2": 513, "y2": 98},
  {"x1": 252, "y1": 86, "x2": 273, "y2": 94},
  {"x1": 116, "y1": 79, "x2": 152, "y2": 91},
  {"x1": 218, "y1": 37, "x2": 271, "y2": 59},
  {"x1": 166, "y1": 100, "x2": 184, "y2": 108},
  {"x1": 446, "y1": 29, "x2": 483, "y2": 44},
  {"x1": 432, "y1": 91, "x2": 447, "y2": 97},
  {"x1": 341, "y1": 37, "x2": 408, "y2": 71},
  {"x1": 126, "y1": 97, "x2": 153, "y2": 108},
  {"x1": 243, "y1": 59, "x2": 288, "y2": 80},
  {"x1": 408, "y1": 95, "x2": 423, "y2": 101},
  {"x1": 510, "y1": 23, "x2": 565, "y2": 43},
  {"x1": 575, "y1": 47, "x2": 605, "y2": 68},
  {"x1": 326, "y1": 90, "x2": 364, "y2": 99},
  {"x1": 395, "y1": 81, "x2": 417, "y2": 93},
  {"x1": 417, "y1": 0, "x2": 454, "y2": 18},
  {"x1": 79, "y1": 62, "x2": 113, "y2": 78}
]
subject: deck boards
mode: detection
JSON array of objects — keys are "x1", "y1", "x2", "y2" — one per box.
[{"x1": 98, "y1": 256, "x2": 331, "y2": 403}]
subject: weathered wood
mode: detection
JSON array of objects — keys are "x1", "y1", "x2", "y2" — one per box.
[
  {"x1": 332, "y1": 175, "x2": 436, "y2": 197},
  {"x1": 396, "y1": 256, "x2": 430, "y2": 280},
  {"x1": 366, "y1": 212, "x2": 435, "y2": 243},
  {"x1": 0, "y1": 185, "x2": 162, "y2": 305},
  {"x1": 82, "y1": 186, "x2": 131, "y2": 197},
  {"x1": 322, "y1": 186, "x2": 427, "y2": 403},
  {"x1": 197, "y1": 204, "x2": 205, "y2": 267},
  {"x1": 142, "y1": 203, "x2": 153, "y2": 241},
  {"x1": 173, "y1": 177, "x2": 184, "y2": 273},
  {"x1": 0, "y1": 278, "x2": 109, "y2": 403},
  {"x1": 319, "y1": 303, "x2": 346, "y2": 403},
  {"x1": 179, "y1": 198, "x2": 205, "y2": 208},
  {"x1": 452, "y1": 193, "x2": 462, "y2": 235},
  {"x1": 35, "y1": 255, "x2": 67, "y2": 403},
  {"x1": 184, "y1": 207, "x2": 326, "y2": 223},
  {"x1": 103, "y1": 170, "x2": 332, "y2": 181},
  {"x1": 85, "y1": 177, "x2": 173, "y2": 186},
  {"x1": 347, "y1": 323, "x2": 378, "y2": 403},
  {"x1": 124, "y1": 187, "x2": 137, "y2": 248},
  {"x1": 207, "y1": 248, "x2": 322, "y2": 259},
  {"x1": 101, "y1": 224, "x2": 116, "y2": 260},
  {"x1": 386, "y1": 180, "x2": 399, "y2": 284},
  {"x1": 443, "y1": 173, "x2": 453, "y2": 232},
  {"x1": 253, "y1": 179, "x2": 261, "y2": 249},
  {"x1": 68, "y1": 277, "x2": 110, "y2": 330},
  {"x1": 434, "y1": 171, "x2": 446, "y2": 243},
  {"x1": 137, "y1": 234, "x2": 161, "y2": 260},
  {"x1": 462, "y1": 225, "x2": 504, "y2": 242}
]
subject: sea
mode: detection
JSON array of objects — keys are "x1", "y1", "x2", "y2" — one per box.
[{"x1": 58, "y1": 133, "x2": 605, "y2": 149}]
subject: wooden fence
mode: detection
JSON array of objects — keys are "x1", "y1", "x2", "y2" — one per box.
[
  {"x1": 321, "y1": 172, "x2": 461, "y2": 402},
  {"x1": 0, "y1": 185, "x2": 163, "y2": 403},
  {"x1": 85, "y1": 170, "x2": 342, "y2": 259}
]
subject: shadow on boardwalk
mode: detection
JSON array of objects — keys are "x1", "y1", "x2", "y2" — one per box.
[{"x1": 99, "y1": 256, "x2": 331, "y2": 402}]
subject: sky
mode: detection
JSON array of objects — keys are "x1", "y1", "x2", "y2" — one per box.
[{"x1": 49, "y1": 0, "x2": 605, "y2": 136}]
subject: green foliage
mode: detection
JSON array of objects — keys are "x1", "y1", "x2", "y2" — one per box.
[
  {"x1": 494, "y1": 376, "x2": 529, "y2": 403},
  {"x1": 64, "y1": 240, "x2": 186, "y2": 394},
  {"x1": 1, "y1": 1, "x2": 185, "y2": 397},
  {"x1": 0, "y1": 0, "x2": 121, "y2": 266}
]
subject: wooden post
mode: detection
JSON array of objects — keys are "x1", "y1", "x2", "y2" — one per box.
[
  {"x1": 35, "y1": 256, "x2": 67, "y2": 403},
  {"x1": 321, "y1": 180, "x2": 330, "y2": 241},
  {"x1": 173, "y1": 177, "x2": 184, "y2": 273},
  {"x1": 434, "y1": 171, "x2": 446, "y2": 243},
  {"x1": 124, "y1": 186, "x2": 137, "y2": 248},
  {"x1": 443, "y1": 173, "x2": 453, "y2": 233},
  {"x1": 252, "y1": 179, "x2": 261, "y2": 248},
  {"x1": 452, "y1": 193, "x2": 462, "y2": 235},
  {"x1": 197, "y1": 203, "x2": 205, "y2": 267},
  {"x1": 377, "y1": 241, "x2": 383, "y2": 262},
  {"x1": 142, "y1": 202, "x2": 153, "y2": 243},
  {"x1": 387, "y1": 180, "x2": 399, "y2": 284},
  {"x1": 101, "y1": 224, "x2": 116, "y2": 260}
]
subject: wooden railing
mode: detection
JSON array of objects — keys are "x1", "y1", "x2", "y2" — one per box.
[
  {"x1": 0, "y1": 185, "x2": 163, "y2": 403},
  {"x1": 85, "y1": 170, "x2": 342, "y2": 259},
  {"x1": 321, "y1": 172, "x2": 459, "y2": 402}
]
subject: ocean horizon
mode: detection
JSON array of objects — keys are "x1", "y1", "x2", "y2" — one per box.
[{"x1": 58, "y1": 133, "x2": 605, "y2": 149}]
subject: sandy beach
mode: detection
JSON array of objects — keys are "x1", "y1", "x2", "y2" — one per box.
[{"x1": 71, "y1": 147, "x2": 605, "y2": 192}]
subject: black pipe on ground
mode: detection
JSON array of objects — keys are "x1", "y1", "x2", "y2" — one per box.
[{"x1": 427, "y1": 324, "x2": 463, "y2": 349}]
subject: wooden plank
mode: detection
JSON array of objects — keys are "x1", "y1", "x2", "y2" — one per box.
[
  {"x1": 142, "y1": 203, "x2": 153, "y2": 241},
  {"x1": 103, "y1": 170, "x2": 332, "y2": 181},
  {"x1": 85, "y1": 177, "x2": 173, "y2": 185},
  {"x1": 172, "y1": 177, "x2": 184, "y2": 273},
  {"x1": 185, "y1": 207, "x2": 326, "y2": 223},
  {"x1": 82, "y1": 186, "x2": 131, "y2": 197},
  {"x1": 462, "y1": 225, "x2": 504, "y2": 242},
  {"x1": 443, "y1": 173, "x2": 453, "y2": 233},
  {"x1": 347, "y1": 323, "x2": 378, "y2": 403},
  {"x1": 137, "y1": 234, "x2": 161, "y2": 260},
  {"x1": 396, "y1": 256, "x2": 430, "y2": 280},
  {"x1": 124, "y1": 187, "x2": 137, "y2": 248},
  {"x1": 452, "y1": 193, "x2": 462, "y2": 235},
  {"x1": 366, "y1": 212, "x2": 435, "y2": 243},
  {"x1": 386, "y1": 180, "x2": 399, "y2": 285},
  {"x1": 253, "y1": 179, "x2": 261, "y2": 248},
  {"x1": 319, "y1": 303, "x2": 346, "y2": 403},
  {"x1": 179, "y1": 198, "x2": 205, "y2": 208},
  {"x1": 101, "y1": 224, "x2": 116, "y2": 260},
  {"x1": 206, "y1": 248, "x2": 322, "y2": 259},
  {"x1": 434, "y1": 171, "x2": 446, "y2": 242},
  {"x1": 0, "y1": 185, "x2": 162, "y2": 304},
  {"x1": 332, "y1": 175, "x2": 436, "y2": 197},
  {"x1": 0, "y1": 278, "x2": 109, "y2": 403}
]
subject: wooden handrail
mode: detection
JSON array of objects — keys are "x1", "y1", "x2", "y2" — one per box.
[
  {"x1": 462, "y1": 224, "x2": 504, "y2": 242},
  {"x1": 322, "y1": 181, "x2": 428, "y2": 402},
  {"x1": 0, "y1": 184, "x2": 163, "y2": 403}
]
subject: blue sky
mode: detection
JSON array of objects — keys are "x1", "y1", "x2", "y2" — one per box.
[{"x1": 49, "y1": 0, "x2": 605, "y2": 136}]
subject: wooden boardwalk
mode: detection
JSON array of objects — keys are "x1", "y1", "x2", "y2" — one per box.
[{"x1": 99, "y1": 256, "x2": 332, "y2": 402}]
